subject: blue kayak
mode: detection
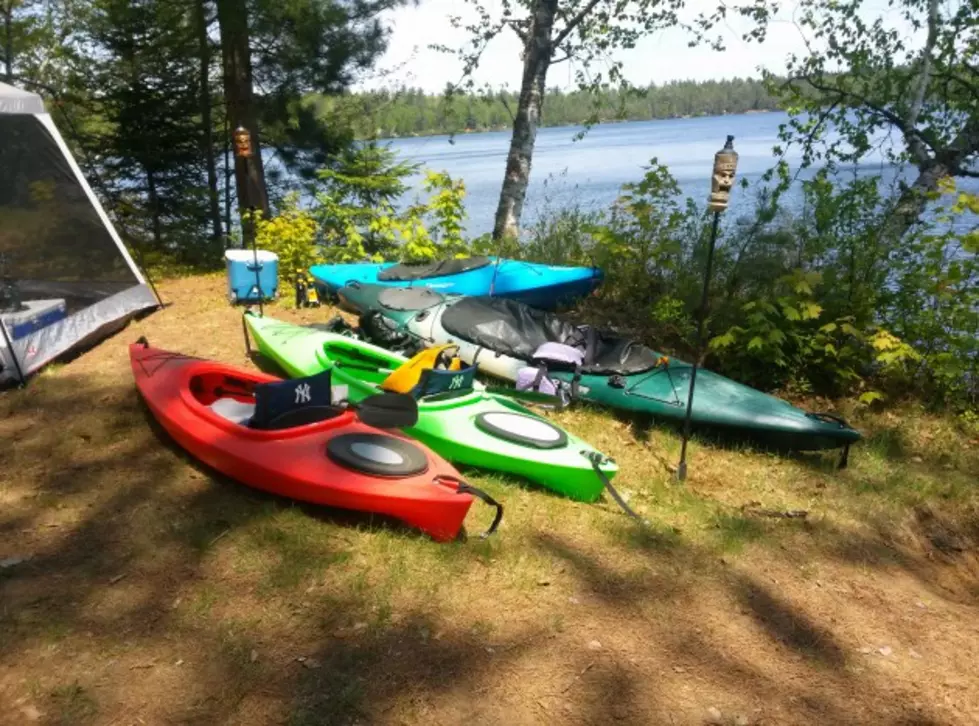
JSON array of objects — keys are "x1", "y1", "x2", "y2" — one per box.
[{"x1": 310, "y1": 256, "x2": 602, "y2": 309}]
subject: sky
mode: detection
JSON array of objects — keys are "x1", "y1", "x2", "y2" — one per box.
[
  {"x1": 355, "y1": 0, "x2": 810, "y2": 93},
  {"x1": 355, "y1": 0, "x2": 918, "y2": 94}
]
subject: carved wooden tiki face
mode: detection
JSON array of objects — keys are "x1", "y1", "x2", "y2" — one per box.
[
  {"x1": 233, "y1": 126, "x2": 253, "y2": 159},
  {"x1": 708, "y1": 159, "x2": 737, "y2": 211}
]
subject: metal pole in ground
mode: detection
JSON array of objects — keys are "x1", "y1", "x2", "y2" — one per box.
[
  {"x1": 233, "y1": 125, "x2": 263, "y2": 317},
  {"x1": 676, "y1": 136, "x2": 739, "y2": 482}
]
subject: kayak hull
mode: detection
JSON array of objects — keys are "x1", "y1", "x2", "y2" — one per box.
[
  {"x1": 130, "y1": 342, "x2": 475, "y2": 541},
  {"x1": 311, "y1": 257, "x2": 602, "y2": 310},
  {"x1": 338, "y1": 284, "x2": 862, "y2": 452},
  {"x1": 244, "y1": 313, "x2": 618, "y2": 501}
]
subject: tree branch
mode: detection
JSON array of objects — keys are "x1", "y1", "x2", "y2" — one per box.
[
  {"x1": 799, "y1": 72, "x2": 936, "y2": 161},
  {"x1": 954, "y1": 167, "x2": 979, "y2": 178},
  {"x1": 504, "y1": 18, "x2": 529, "y2": 45},
  {"x1": 552, "y1": 0, "x2": 602, "y2": 49},
  {"x1": 906, "y1": 0, "x2": 940, "y2": 162}
]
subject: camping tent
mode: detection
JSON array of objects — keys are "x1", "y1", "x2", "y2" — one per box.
[{"x1": 0, "y1": 81, "x2": 159, "y2": 384}]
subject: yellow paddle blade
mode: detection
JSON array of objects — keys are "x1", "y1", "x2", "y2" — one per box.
[{"x1": 380, "y1": 344, "x2": 459, "y2": 393}]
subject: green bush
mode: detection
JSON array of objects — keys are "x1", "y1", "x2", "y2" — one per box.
[{"x1": 511, "y1": 161, "x2": 977, "y2": 415}]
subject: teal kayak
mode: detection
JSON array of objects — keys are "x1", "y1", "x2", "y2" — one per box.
[{"x1": 337, "y1": 283, "x2": 862, "y2": 453}]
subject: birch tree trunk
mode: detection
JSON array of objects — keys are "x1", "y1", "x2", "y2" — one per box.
[
  {"x1": 216, "y1": 0, "x2": 269, "y2": 242},
  {"x1": 194, "y1": 0, "x2": 223, "y2": 246},
  {"x1": 491, "y1": 0, "x2": 558, "y2": 242}
]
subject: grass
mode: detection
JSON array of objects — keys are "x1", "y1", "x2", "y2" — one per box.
[
  {"x1": 49, "y1": 682, "x2": 98, "y2": 724},
  {"x1": 0, "y1": 273, "x2": 977, "y2": 725}
]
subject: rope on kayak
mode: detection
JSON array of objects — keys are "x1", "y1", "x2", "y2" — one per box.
[
  {"x1": 621, "y1": 356, "x2": 681, "y2": 407},
  {"x1": 582, "y1": 450, "x2": 648, "y2": 524},
  {"x1": 456, "y1": 481, "x2": 504, "y2": 538},
  {"x1": 132, "y1": 338, "x2": 202, "y2": 378}
]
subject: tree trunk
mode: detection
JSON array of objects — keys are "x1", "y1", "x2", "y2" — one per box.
[
  {"x1": 223, "y1": 112, "x2": 232, "y2": 239},
  {"x1": 215, "y1": 0, "x2": 268, "y2": 244},
  {"x1": 491, "y1": 0, "x2": 557, "y2": 242},
  {"x1": 146, "y1": 169, "x2": 163, "y2": 248},
  {"x1": 3, "y1": 1, "x2": 13, "y2": 83},
  {"x1": 883, "y1": 160, "x2": 953, "y2": 243},
  {"x1": 195, "y1": 0, "x2": 223, "y2": 246}
]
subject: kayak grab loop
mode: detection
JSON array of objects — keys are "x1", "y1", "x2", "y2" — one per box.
[
  {"x1": 805, "y1": 411, "x2": 853, "y2": 469},
  {"x1": 136, "y1": 336, "x2": 149, "y2": 348},
  {"x1": 454, "y1": 481, "x2": 503, "y2": 538},
  {"x1": 582, "y1": 450, "x2": 647, "y2": 524}
]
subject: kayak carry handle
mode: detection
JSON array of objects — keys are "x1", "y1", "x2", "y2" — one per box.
[
  {"x1": 805, "y1": 411, "x2": 850, "y2": 428},
  {"x1": 805, "y1": 412, "x2": 853, "y2": 469},
  {"x1": 455, "y1": 480, "x2": 503, "y2": 538},
  {"x1": 135, "y1": 336, "x2": 149, "y2": 348}
]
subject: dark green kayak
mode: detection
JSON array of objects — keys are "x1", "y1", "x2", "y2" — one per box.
[{"x1": 338, "y1": 282, "x2": 862, "y2": 453}]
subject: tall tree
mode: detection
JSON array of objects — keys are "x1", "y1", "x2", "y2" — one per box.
[
  {"x1": 216, "y1": 0, "x2": 269, "y2": 224},
  {"x1": 756, "y1": 0, "x2": 978, "y2": 240},
  {"x1": 194, "y1": 0, "x2": 223, "y2": 243},
  {"x1": 2, "y1": 0, "x2": 41, "y2": 84},
  {"x1": 444, "y1": 0, "x2": 686, "y2": 241},
  {"x1": 85, "y1": 0, "x2": 211, "y2": 256},
  {"x1": 214, "y1": 0, "x2": 409, "y2": 233}
]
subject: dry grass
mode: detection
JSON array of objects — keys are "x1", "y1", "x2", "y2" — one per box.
[{"x1": 1, "y1": 273, "x2": 978, "y2": 725}]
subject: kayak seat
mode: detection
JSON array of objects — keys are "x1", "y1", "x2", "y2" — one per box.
[
  {"x1": 251, "y1": 369, "x2": 342, "y2": 431},
  {"x1": 411, "y1": 365, "x2": 477, "y2": 400},
  {"x1": 380, "y1": 344, "x2": 461, "y2": 394},
  {"x1": 210, "y1": 397, "x2": 257, "y2": 425}
]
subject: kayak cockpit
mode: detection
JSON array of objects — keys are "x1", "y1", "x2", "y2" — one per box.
[{"x1": 189, "y1": 369, "x2": 344, "y2": 431}]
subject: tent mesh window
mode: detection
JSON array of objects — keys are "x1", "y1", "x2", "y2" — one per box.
[
  {"x1": 1, "y1": 82, "x2": 158, "y2": 384},
  {"x1": 1, "y1": 115, "x2": 138, "y2": 311}
]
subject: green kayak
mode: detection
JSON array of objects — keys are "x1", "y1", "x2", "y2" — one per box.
[
  {"x1": 243, "y1": 312, "x2": 619, "y2": 501},
  {"x1": 337, "y1": 283, "x2": 862, "y2": 454}
]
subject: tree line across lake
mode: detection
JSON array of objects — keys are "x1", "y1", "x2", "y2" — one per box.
[{"x1": 313, "y1": 78, "x2": 780, "y2": 139}]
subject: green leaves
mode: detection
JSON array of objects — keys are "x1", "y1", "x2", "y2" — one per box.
[
  {"x1": 858, "y1": 391, "x2": 884, "y2": 405},
  {"x1": 312, "y1": 143, "x2": 469, "y2": 264}
]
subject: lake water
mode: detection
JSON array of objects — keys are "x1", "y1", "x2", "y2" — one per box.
[{"x1": 384, "y1": 112, "x2": 974, "y2": 236}]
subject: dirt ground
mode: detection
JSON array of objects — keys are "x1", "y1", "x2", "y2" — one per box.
[{"x1": 2, "y1": 273, "x2": 978, "y2": 726}]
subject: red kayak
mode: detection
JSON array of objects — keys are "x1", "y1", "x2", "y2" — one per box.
[{"x1": 130, "y1": 340, "x2": 501, "y2": 541}]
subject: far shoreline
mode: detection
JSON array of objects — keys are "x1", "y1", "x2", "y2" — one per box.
[{"x1": 358, "y1": 108, "x2": 782, "y2": 142}]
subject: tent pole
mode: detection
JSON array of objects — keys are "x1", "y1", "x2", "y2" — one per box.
[{"x1": 0, "y1": 319, "x2": 26, "y2": 386}]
